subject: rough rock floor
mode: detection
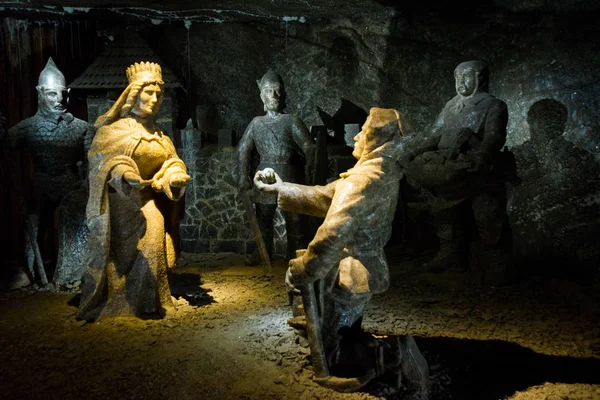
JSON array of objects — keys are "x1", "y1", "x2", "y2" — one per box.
[{"x1": 0, "y1": 251, "x2": 599, "y2": 400}]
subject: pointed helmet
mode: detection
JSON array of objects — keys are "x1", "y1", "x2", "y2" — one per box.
[{"x1": 38, "y1": 57, "x2": 66, "y2": 89}]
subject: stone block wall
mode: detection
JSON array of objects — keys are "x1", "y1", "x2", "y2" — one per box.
[{"x1": 179, "y1": 145, "x2": 287, "y2": 257}]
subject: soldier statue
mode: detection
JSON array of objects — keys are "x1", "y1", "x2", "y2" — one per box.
[
  {"x1": 7, "y1": 57, "x2": 96, "y2": 286},
  {"x1": 237, "y1": 69, "x2": 314, "y2": 260},
  {"x1": 401, "y1": 60, "x2": 512, "y2": 284}
]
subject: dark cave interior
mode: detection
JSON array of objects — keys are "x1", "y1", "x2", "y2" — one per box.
[{"x1": 0, "y1": 1, "x2": 599, "y2": 399}]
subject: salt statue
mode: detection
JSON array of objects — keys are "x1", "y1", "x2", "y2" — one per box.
[
  {"x1": 77, "y1": 62, "x2": 190, "y2": 321},
  {"x1": 254, "y1": 108, "x2": 429, "y2": 395},
  {"x1": 237, "y1": 69, "x2": 314, "y2": 261},
  {"x1": 401, "y1": 60, "x2": 513, "y2": 284},
  {"x1": 7, "y1": 57, "x2": 96, "y2": 286}
]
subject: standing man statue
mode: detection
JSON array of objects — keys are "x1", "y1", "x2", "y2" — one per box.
[
  {"x1": 237, "y1": 69, "x2": 314, "y2": 260},
  {"x1": 7, "y1": 57, "x2": 96, "y2": 286},
  {"x1": 401, "y1": 60, "x2": 511, "y2": 284},
  {"x1": 254, "y1": 108, "x2": 429, "y2": 395}
]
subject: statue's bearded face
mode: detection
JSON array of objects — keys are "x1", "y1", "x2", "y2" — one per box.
[
  {"x1": 454, "y1": 67, "x2": 478, "y2": 97},
  {"x1": 260, "y1": 81, "x2": 283, "y2": 112},
  {"x1": 132, "y1": 83, "x2": 163, "y2": 118},
  {"x1": 38, "y1": 86, "x2": 68, "y2": 117}
]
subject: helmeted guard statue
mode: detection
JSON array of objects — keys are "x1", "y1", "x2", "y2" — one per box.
[
  {"x1": 237, "y1": 69, "x2": 315, "y2": 260},
  {"x1": 7, "y1": 57, "x2": 96, "y2": 286}
]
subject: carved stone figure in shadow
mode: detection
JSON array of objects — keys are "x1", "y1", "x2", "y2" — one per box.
[
  {"x1": 401, "y1": 60, "x2": 513, "y2": 285},
  {"x1": 6, "y1": 58, "x2": 96, "y2": 286},
  {"x1": 77, "y1": 62, "x2": 190, "y2": 321},
  {"x1": 254, "y1": 108, "x2": 429, "y2": 396},
  {"x1": 511, "y1": 99, "x2": 600, "y2": 272},
  {"x1": 237, "y1": 69, "x2": 314, "y2": 260},
  {"x1": 517, "y1": 99, "x2": 597, "y2": 181}
]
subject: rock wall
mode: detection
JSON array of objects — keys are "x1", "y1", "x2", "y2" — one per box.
[
  {"x1": 2, "y1": 2, "x2": 598, "y2": 276},
  {"x1": 166, "y1": 5, "x2": 599, "y2": 276},
  {"x1": 179, "y1": 145, "x2": 287, "y2": 258},
  {"x1": 153, "y1": 6, "x2": 600, "y2": 151}
]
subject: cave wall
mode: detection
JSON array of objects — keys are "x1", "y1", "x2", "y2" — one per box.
[
  {"x1": 152, "y1": 5, "x2": 600, "y2": 149},
  {"x1": 157, "y1": 6, "x2": 599, "y2": 273},
  {"x1": 1, "y1": 2, "x2": 599, "y2": 276}
]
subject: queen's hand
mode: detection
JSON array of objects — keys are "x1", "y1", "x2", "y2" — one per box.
[{"x1": 169, "y1": 172, "x2": 191, "y2": 188}]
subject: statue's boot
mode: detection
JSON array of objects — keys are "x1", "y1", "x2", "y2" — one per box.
[
  {"x1": 382, "y1": 336, "x2": 430, "y2": 398},
  {"x1": 317, "y1": 334, "x2": 430, "y2": 395},
  {"x1": 423, "y1": 239, "x2": 463, "y2": 272},
  {"x1": 313, "y1": 371, "x2": 376, "y2": 393},
  {"x1": 317, "y1": 331, "x2": 379, "y2": 392}
]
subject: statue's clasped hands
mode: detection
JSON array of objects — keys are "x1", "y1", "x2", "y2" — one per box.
[{"x1": 253, "y1": 168, "x2": 282, "y2": 194}]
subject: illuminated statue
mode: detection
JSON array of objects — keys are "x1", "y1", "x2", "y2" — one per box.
[
  {"x1": 255, "y1": 108, "x2": 429, "y2": 395},
  {"x1": 7, "y1": 57, "x2": 96, "y2": 286},
  {"x1": 77, "y1": 62, "x2": 190, "y2": 321},
  {"x1": 237, "y1": 69, "x2": 314, "y2": 260},
  {"x1": 402, "y1": 60, "x2": 512, "y2": 284}
]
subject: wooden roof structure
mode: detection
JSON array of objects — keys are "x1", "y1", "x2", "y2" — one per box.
[{"x1": 69, "y1": 31, "x2": 183, "y2": 90}]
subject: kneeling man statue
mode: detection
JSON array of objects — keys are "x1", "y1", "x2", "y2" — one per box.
[{"x1": 254, "y1": 108, "x2": 429, "y2": 396}]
